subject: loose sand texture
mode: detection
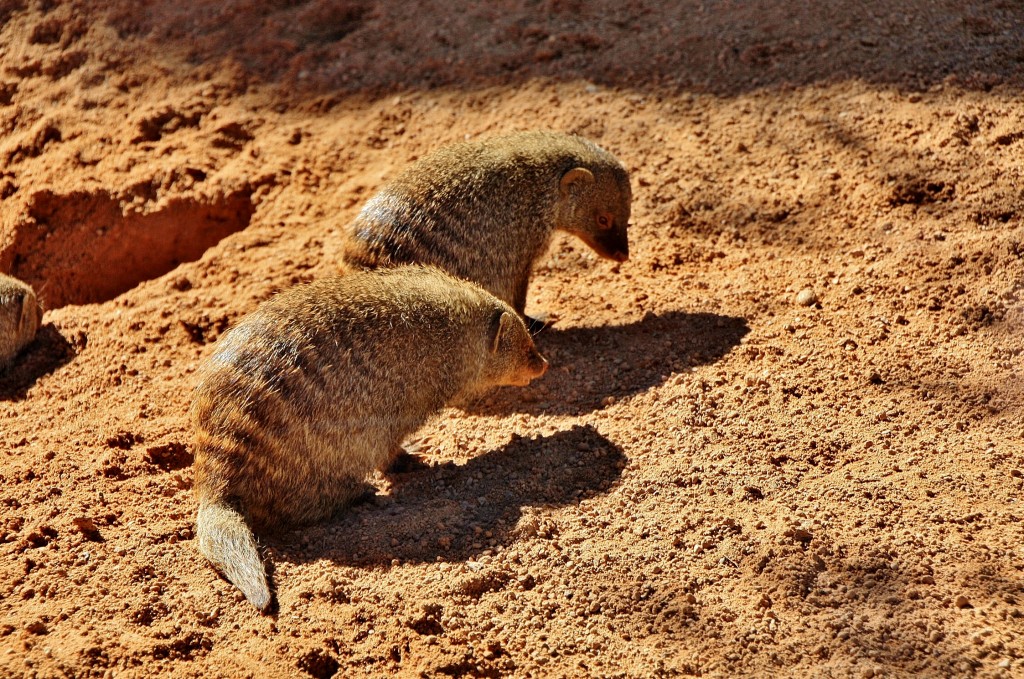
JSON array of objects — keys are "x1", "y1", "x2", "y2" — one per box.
[{"x1": 1, "y1": 1, "x2": 1022, "y2": 677}]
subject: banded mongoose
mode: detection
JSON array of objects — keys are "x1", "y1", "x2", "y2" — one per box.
[
  {"x1": 192, "y1": 266, "x2": 549, "y2": 611},
  {"x1": 341, "y1": 130, "x2": 632, "y2": 326},
  {"x1": 0, "y1": 273, "x2": 42, "y2": 371}
]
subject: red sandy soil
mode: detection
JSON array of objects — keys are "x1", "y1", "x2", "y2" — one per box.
[{"x1": 1, "y1": 1, "x2": 1023, "y2": 677}]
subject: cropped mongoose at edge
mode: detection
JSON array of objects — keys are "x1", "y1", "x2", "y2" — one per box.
[
  {"x1": 0, "y1": 273, "x2": 42, "y2": 371},
  {"x1": 192, "y1": 266, "x2": 549, "y2": 611},
  {"x1": 341, "y1": 130, "x2": 632, "y2": 321}
]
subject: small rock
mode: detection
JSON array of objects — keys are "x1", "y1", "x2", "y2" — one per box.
[
  {"x1": 954, "y1": 595, "x2": 972, "y2": 609},
  {"x1": 795, "y1": 288, "x2": 818, "y2": 306},
  {"x1": 25, "y1": 621, "x2": 47, "y2": 635},
  {"x1": 169, "y1": 275, "x2": 192, "y2": 292},
  {"x1": 785, "y1": 527, "x2": 813, "y2": 544},
  {"x1": 72, "y1": 517, "x2": 102, "y2": 541}
]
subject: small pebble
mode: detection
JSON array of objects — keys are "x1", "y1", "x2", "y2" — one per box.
[
  {"x1": 954, "y1": 595, "x2": 972, "y2": 609},
  {"x1": 72, "y1": 517, "x2": 102, "y2": 540},
  {"x1": 795, "y1": 288, "x2": 818, "y2": 306}
]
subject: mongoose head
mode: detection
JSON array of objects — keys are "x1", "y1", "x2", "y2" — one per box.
[
  {"x1": 555, "y1": 165, "x2": 632, "y2": 263},
  {"x1": 483, "y1": 309, "x2": 549, "y2": 388}
]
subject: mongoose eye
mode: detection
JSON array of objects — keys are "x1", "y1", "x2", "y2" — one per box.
[{"x1": 597, "y1": 215, "x2": 611, "y2": 230}]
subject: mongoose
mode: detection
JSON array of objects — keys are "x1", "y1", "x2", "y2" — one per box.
[
  {"x1": 0, "y1": 273, "x2": 42, "y2": 371},
  {"x1": 192, "y1": 266, "x2": 548, "y2": 611},
  {"x1": 340, "y1": 130, "x2": 632, "y2": 325}
]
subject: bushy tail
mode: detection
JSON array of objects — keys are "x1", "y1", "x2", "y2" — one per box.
[{"x1": 196, "y1": 502, "x2": 272, "y2": 612}]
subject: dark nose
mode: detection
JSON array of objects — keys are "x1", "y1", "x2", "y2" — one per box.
[{"x1": 597, "y1": 227, "x2": 629, "y2": 263}]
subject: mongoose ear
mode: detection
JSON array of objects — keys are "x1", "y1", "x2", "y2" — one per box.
[
  {"x1": 559, "y1": 167, "x2": 595, "y2": 198},
  {"x1": 491, "y1": 311, "x2": 515, "y2": 354}
]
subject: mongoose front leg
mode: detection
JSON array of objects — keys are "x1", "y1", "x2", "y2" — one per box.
[{"x1": 514, "y1": 273, "x2": 550, "y2": 334}]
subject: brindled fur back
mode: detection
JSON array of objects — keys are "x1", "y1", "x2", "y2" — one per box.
[{"x1": 341, "y1": 130, "x2": 632, "y2": 315}]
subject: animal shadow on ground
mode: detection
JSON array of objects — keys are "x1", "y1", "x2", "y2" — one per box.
[
  {"x1": 122, "y1": 2, "x2": 1024, "y2": 97},
  {"x1": 272, "y1": 424, "x2": 624, "y2": 569},
  {"x1": 468, "y1": 310, "x2": 749, "y2": 416},
  {"x1": 0, "y1": 324, "x2": 76, "y2": 400}
]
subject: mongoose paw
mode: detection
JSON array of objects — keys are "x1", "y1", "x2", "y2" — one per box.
[
  {"x1": 386, "y1": 450, "x2": 431, "y2": 475},
  {"x1": 524, "y1": 312, "x2": 555, "y2": 335}
]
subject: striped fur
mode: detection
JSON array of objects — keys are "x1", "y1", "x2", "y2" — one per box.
[
  {"x1": 192, "y1": 266, "x2": 547, "y2": 611},
  {"x1": 0, "y1": 273, "x2": 42, "y2": 370}
]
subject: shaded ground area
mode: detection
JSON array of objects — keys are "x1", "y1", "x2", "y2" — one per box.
[{"x1": 1, "y1": 1, "x2": 1022, "y2": 677}]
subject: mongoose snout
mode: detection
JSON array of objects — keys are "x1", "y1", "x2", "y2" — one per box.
[
  {"x1": 506, "y1": 342, "x2": 548, "y2": 387},
  {"x1": 485, "y1": 307, "x2": 549, "y2": 387},
  {"x1": 192, "y1": 266, "x2": 547, "y2": 611},
  {"x1": 341, "y1": 130, "x2": 633, "y2": 320},
  {"x1": 580, "y1": 211, "x2": 630, "y2": 263},
  {"x1": 557, "y1": 166, "x2": 631, "y2": 264}
]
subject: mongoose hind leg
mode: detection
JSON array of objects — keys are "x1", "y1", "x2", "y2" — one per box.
[
  {"x1": 385, "y1": 445, "x2": 431, "y2": 475},
  {"x1": 247, "y1": 474, "x2": 372, "y2": 529},
  {"x1": 343, "y1": 482, "x2": 381, "y2": 509}
]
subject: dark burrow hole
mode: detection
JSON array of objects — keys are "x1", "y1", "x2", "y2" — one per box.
[{"x1": 2, "y1": 188, "x2": 254, "y2": 308}]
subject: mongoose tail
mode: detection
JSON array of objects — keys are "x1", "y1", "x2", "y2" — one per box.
[{"x1": 196, "y1": 502, "x2": 271, "y2": 612}]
